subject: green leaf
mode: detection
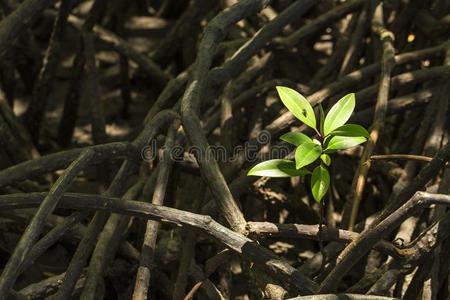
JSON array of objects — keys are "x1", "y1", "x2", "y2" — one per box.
[
  {"x1": 279, "y1": 163, "x2": 311, "y2": 177},
  {"x1": 329, "y1": 124, "x2": 369, "y2": 138},
  {"x1": 325, "y1": 136, "x2": 367, "y2": 152},
  {"x1": 247, "y1": 159, "x2": 310, "y2": 177},
  {"x1": 311, "y1": 165, "x2": 330, "y2": 203},
  {"x1": 320, "y1": 154, "x2": 331, "y2": 166},
  {"x1": 295, "y1": 142, "x2": 322, "y2": 169},
  {"x1": 276, "y1": 86, "x2": 316, "y2": 130},
  {"x1": 319, "y1": 104, "x2": 325, "y2": 135},
  {"x1": 280, "y1": 132, "x2": 312, "y2": 146},
  {"x1": 323, "y1": 93, "x2": 355, "y2": 136}
]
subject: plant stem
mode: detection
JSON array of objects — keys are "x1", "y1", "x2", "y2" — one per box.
[{"x1": 318, "y1": 197, "x2": 326, "y2": 273}]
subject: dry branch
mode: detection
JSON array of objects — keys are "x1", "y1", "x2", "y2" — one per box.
[
  {"x1": 133, "y1": 123, "x2": 177, "y2": 299},
  {"x1": 24, "y1": 0, "x2": 73, "y2": 142},
  {"x1": 180, "y1": 0, "x2": 273, "y2": 234},
  {"x1": 246, "y1": 222, "x2": 399, "y2": 258}
]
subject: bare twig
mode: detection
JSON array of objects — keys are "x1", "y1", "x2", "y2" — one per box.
[
  {"x1": 247, "y1": 222, "x2": 399, "y2": 258},
  {"x1": 133, "y1": 122, "x2": 177, "y2": 299},
  {"x1": 82, "y1": 31, "x2": 107, "y2": 145},
  {"x1": 24, "y1": 0, "x2": 73, "y2": 143},
  {"x1": 338, "y1": 1, "x2": 369, "y2": 76},
  {"x1": 370, "y1": 154, "x2": 450, "y2": 166}
]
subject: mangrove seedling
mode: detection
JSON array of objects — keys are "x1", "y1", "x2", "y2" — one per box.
[{"x1": 248, "y1": 86, "x2": 369, "y2": 204}]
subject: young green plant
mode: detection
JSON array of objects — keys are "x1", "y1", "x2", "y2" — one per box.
[{"x1": 248, "y1": 86, "x2": 369, "y2": 204}]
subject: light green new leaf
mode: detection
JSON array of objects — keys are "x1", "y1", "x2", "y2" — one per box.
[
  {"x1": 312, "y1": 138, "x2": 321, "y2": 146},
  {"x1": 280, "y1": 132, "x2": 312, "y2": 146},
  {"x1": 319, "y1": 104, "x2": 325, "y2": 135},
  {"x1": 320, "y1": 154, "x2": 331, "y2": 166},
  {"x1": 311, "y1": 165, "x2": 330, "y2": 203},
  {"x1": 330, "y1": 124, "x2": 369, "y2": 138},
  {"x1": 276, "y1": 86, "x2": 316, "y2": 130},
  {"x1": 325, "y1": 135, "x2": 367, "y2": 152},
  {"x1": 295, "y1": 142, "x2": 322, "y2": 169},
  {"x1": 247, "y1": 159, "x2": 311, "y2": 177},
  {"x1": 323, "y1": 93, "x2": 355, "y2": 136}
]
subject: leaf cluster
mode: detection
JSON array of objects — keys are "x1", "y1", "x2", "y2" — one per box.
[{"x1": 248, "y1": 86, "x2": 369, "y2": 203}]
